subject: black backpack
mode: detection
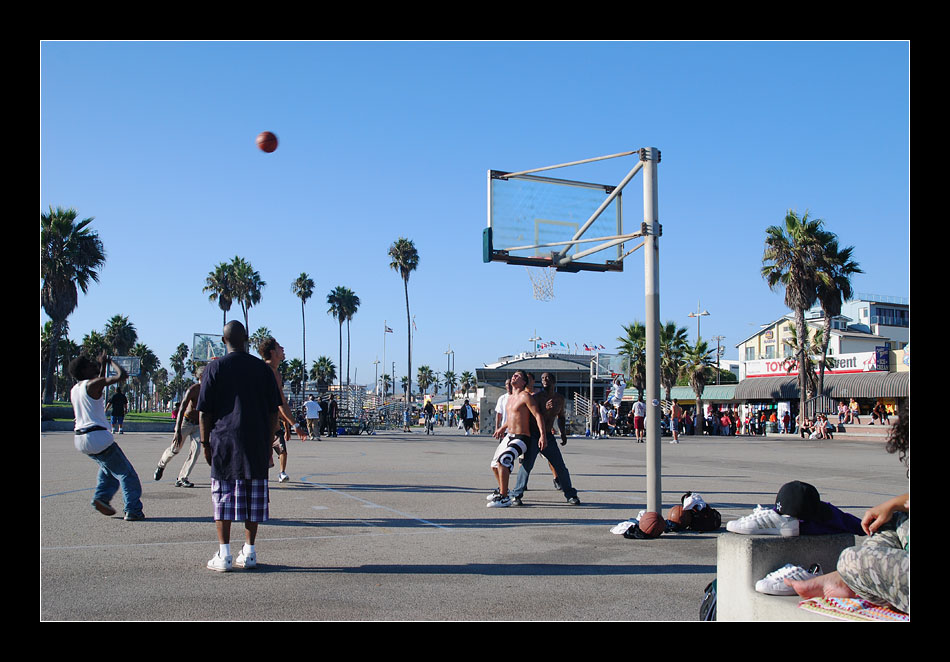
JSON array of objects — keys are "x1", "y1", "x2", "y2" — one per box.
[{"x1": 700, "y1": 579, "x2": 717, "y2": 621}]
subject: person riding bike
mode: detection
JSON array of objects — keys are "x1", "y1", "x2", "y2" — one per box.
[{"x1": 423, "y1": 400, "x2": 436, "y2": 435}]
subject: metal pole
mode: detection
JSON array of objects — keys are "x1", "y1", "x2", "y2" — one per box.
[{"x1": 643, "y1": 147, "x2": 661, "y2": 515}]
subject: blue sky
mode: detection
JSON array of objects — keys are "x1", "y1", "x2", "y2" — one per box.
[{"x1": 40, "y1": 41, "x2": 909, "y2": 389}]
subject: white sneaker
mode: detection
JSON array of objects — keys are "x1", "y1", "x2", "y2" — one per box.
[
  {"x1": 726, "y1": 505, "x2": 799, "y2": 536},
  {"x1": 278, "y1": 472, "x2": 289, "y2": 483},
  {"x1": 486, "y1": 489, "x2": 501, "y2": 501},
  {"x1": 755, "y1": 563, "x2": 821, "y2": 595},
  {"x1": 235, "y1": 550, "x2": 257, "y2": 569},
  {"x1": 207, "y1": 552, "x2": 233, "y2": 572},
  {"x1": 487, "y1": 495, "x2": 512, "y2": 508}
]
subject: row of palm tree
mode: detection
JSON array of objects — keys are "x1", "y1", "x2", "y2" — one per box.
[
  {"x1": 413, "y1": 367, "x2": 476, "y2": 400},
  {"x1": 761, "y1": 210, "x2": 862, "y2": 403},
  {"x1": 617, "y1": 321, "x2": 717, "y2": 417}
]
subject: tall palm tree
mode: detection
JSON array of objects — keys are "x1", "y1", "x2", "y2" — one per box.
[
  {"x1": 388, "y1": 237, "x2": 419, "y2": 400},
  {"x1": 327, "y1": 287, "x2": 351, "y2": 389},
  {"x1": 342, "y1": 289, "x2": 361, "y2": 386},
  {"x1": 170, "y1": 343, "x2": 189, "y2": 382},
  {"x1": 103, "y1": 314, "x2": 138, "y2": 357},
  {"x1": 230, "y1": 256, "x2": 265, "y2": 331},
  {"x1": 680, "y1": 339, "x2": 715, "y2": 429},
  {"x1": 287, "y1": 358, "x2": 305, "y2": 397},
  {"x1": 291, "y1": 273, "x2": 315, "y2": 393},
  {"x1": 815, "y1": 238, "x2": 863, "y2": 394},
  {"x1": 617, "y1": 321, "x2": 647, "y2": 400},
  {"x1": 761, "y1": 210, "x2": 833, "y2": 419},
  {"x1": 41, "y1": 206, "x2": 106, "y2": 404},
  {"x1": 203, "y1": 262, "x2": 235, "y2": 327},
  {"x1": 659, "y1": 321, "x2": 689, "y2": 402}
]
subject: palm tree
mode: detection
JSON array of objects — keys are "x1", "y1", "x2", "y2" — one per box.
[
  {"x1": 310, "y1": 356, "x2": 337, "y2": 393},
  {"x1": 169, "y1": 343, "x2": 189, "y2": 393},
  {"x1": 680, "y1": 339, "x2": 716, "y2": 430},
  {"x1": 417, "y1": 365, "x2": 435, "y2": 397},
  {"x1": 41, "y1": 206, "x2": 106, "y2": 404},
  {"x1": 443, "y1": 370, "x2": 457, "y2": 401},
  {"x1": 342, "y1": 289, "x2": 361, "y2": 386},
  {"x1": 380, "y1": 373, "x2": 393, "y2": 398},
  {"x1": 327, "y1": 287, "x2": 351, "y2": 389},
  {"x1": 815, "y1": 238, "x2": 862, "y2": 395},
  {"x1": 459, "y1": 371, "x2": 475, "y2": 399},
  {"x1": 291, "y1": 273, "x2": 315, "y2": 393},
  {"x1": 129, "y1": 343, "x2": 159, "y2": 411},
  {"x1": 761, "y1": 210, "x2": 833, "y2": 420},
  {"x1": 204, "y1": 262, "x2": 235, "y2": 327},
  {"x1": 250, "y1": 327, "x2": 272, "y2": 356},
  {"x1": 82, "y1": 330, "x2": 110, "y2": 361},
  {"x1": 782, "y1": 326, "x2": 836, "y2": 402},
  {"x1": 388, "y1": 237, "x2": 419, "y2": 400},
  {"x1": 287, "y1": 358, "x2": 305, "y2": 397},
  {"x1": 103, "y1": 314, "x2": 138, "y2": 357},
  {"x1": 659, "y1": 321, "x2": 689, "y2": 402},
  {"x1": 617, "y1": 321, "x2": 647, "y2": 400},
  {"x1": 230, "y1": 256, "x2": 265, "y2": 330}
]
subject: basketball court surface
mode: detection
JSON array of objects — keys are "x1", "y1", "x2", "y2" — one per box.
[{"x1": 41, "y1": 428, "x2": 905, "y2": 621}]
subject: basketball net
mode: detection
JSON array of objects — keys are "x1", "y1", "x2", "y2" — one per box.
[{"x1": 526, "y1": 265, "x2": 557, "y2": 301}]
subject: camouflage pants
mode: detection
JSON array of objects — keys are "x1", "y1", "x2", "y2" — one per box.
[{"x1": 837, "y1": 513, "x2": 909, "y2": 613}]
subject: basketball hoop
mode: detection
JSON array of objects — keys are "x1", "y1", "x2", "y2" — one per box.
[{"x1": 526, "y1": 265, "x2": 557, "y2": 301}]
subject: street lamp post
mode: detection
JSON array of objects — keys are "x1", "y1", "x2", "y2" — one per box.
[
  {"x1": 688, "y1": 301, "x2": 710, "y2": 343},
  {"x1": 444, "y1": 346, "x2": 454, "y2": 421}
]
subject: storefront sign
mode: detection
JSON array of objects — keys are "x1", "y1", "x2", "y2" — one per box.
[{"x1": 744, "y1": 351, "x2": 884, "y2": 378}]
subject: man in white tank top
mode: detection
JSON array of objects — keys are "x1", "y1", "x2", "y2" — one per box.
[{"x1": 68, "y1": 351, "x2": 144, "y2": 521}]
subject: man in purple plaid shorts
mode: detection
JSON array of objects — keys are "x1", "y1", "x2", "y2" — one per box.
[{"x1": 198, "y1": 321, "x2": 282, "y2": 572}]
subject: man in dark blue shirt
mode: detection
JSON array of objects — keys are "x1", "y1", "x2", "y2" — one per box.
[{"x1": 198, "y1": 321, "x2": 281, "y2": 572}]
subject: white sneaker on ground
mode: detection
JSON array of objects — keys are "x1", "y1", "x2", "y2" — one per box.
[
  {"x1": 207, "y1": 552, "x2": 233, "y2": 572},
  {"x1": 726, "y1": 505, "x2": 799, "y2": 536},
  {"x1": 278, "y1": 472, "x2": 289, "y2": 483},
  {"x1": 487, "y1": 495, "x2": 512, "y2": 508},
  {"x1": 755, "y1": 563, "x2": 821, "y2": 595},
  {"x1": 235, "y1": 550, "x2": 257, "y2": 569},
  {"x1": 486, "y1": 489, "x2": 501, "y2": 501}
]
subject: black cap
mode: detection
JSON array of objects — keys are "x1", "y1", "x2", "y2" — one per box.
[{"x1": 775, "y1": 481, "x2": 833, "y2": 521}]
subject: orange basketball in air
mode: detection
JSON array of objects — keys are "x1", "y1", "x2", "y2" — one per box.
[{"x1": 256, "y1": 131, "x2": 278, "y2": 153}]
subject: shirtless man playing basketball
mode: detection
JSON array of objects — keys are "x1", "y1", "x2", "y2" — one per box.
[{"x1": 487, "y1": 369, "x2": 546, "y2": 508}]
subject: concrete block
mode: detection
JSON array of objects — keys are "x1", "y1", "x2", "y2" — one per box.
[{"x1": 717, "y1": 532, "x2": 857, "y2": 621}]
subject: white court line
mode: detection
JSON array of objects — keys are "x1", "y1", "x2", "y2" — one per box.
[{"x1": 300, "y1": 476, "x2": 451, "y2": 530}]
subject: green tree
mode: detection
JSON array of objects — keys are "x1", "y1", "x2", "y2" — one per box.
[
  {"x1": 41, "y1": 206, "x2": 106, "y2": 404},
  {"x1": 388, "y1": 237, "x2": 419, "y2": 399},
  {"x1": 762, "y1": 210, "x2": 833, "y2": 419},
  {"x1": 204, "y1": 262, "x2": 235, "y2": 327},
  {"x1": 229, "y1": 256, "x2": 265, "y2": 330},
  {"x1": 292, "y1": 273, "x2": 315, "y2": 393},
  {"x1": 417, "y1": 365, "x2": 435, "y2": 397},
  {"x1": 659, "y1": 321, "x2": 689, "y2": 402},
  {"x1": 82, "y1": 330, "x2": 110, "y2": 360},
  {"x1": 327, "y1": 286, "x2": 351, "y2": 389},
  {"x1": 459, "y1": 370, "x2": 475, "y2": 399},
  {"x1": 617, "y1": 321, "x2": 647, "y2": 400},
  {"x1": 287, "y1": 358, "x2": 305, "y2": 396},
  {"x1": 169, "y1": 343, "x2": 189, "y2": 399},
  {"x1": 680, "y1": 339, "x2": 716, "y2": 429},
  {"x1": 379, "y1": 372, "x2": 393, "y2": 398},
  {"x1": 815, "y1": 238, "x2": 862, "y2": 395},
  {"x1": 129, "y1": 342, "x2": 159, "y2": 411},
  {"x1": 103, "y1": 314, "x2": 138, "y2": 357},
  {"x1": 310, "y1": 356, "x2": 336, "y2": 393},
  {"x1": 443, "y1": 370, "x2": 457, "y2": 401},
  {"x1": 250, "y1": 327, "x2": 272, "y2": 357}
]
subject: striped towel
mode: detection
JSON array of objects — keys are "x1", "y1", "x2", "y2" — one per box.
[{"x1": 798, "y1": 597, "x2": 909, "y2": 622}]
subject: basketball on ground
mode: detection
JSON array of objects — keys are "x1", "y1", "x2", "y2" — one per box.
[
  {"x1": 638, "y1": 511, "x2": 665, "y2": 538},
  {"x1": 256, "y1": 131, "x2": 278, "y2": 153}
]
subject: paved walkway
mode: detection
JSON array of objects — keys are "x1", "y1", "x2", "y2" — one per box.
[{"x1": 40, "y1": 429, "x2": 907, "y2": 621}]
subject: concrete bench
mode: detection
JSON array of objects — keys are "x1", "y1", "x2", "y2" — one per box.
[{"x1": 717, "y1": 532, "x2": 858, "y2": 621}]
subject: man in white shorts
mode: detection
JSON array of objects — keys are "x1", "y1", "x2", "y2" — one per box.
[
  {"x1": 154, "y1": 366, "x2": 203, "y2": 487},
  {"x1": 487, "y1": 370, "x2": 546, "y2": 508}
]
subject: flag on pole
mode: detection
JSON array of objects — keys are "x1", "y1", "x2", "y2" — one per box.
[{"x1": 385, "y1": 325, "x2": 393, "y2": 333}]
